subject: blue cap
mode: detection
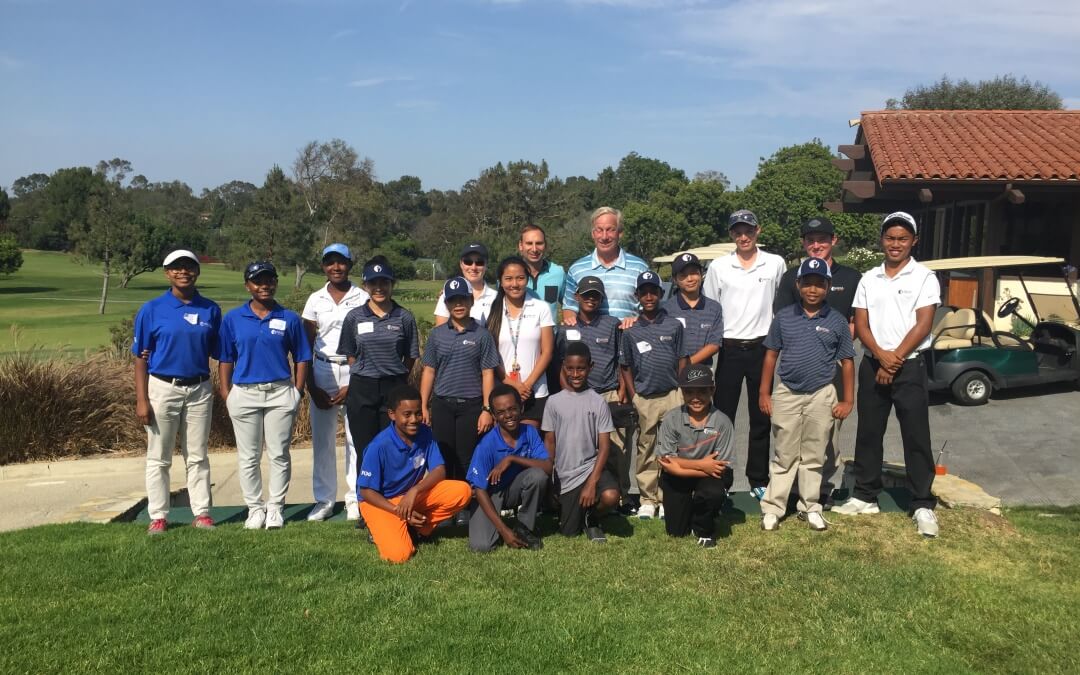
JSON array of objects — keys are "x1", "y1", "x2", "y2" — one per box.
[
  {"x1": 635, "y1": 270, "x2": 661, "y2": 291},
  {"x1": 321, "y1": 243, "x2": 352, "y2": 261},
  {"x1": 363, "y1": 261, "x2": 394, "y2": 282},
  {"x1": 796, "y1": 257, "x2": 831, "y2": 279},
  {"x1": 443, "y1": 276, "x2": 470, "y2": 300}
]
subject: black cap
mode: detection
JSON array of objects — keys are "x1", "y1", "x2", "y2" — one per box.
[
  {"x1": 635, "y1": 270, "x2": 662, "y2": 291},
  {"x1": 801, "y1": 217, "x2": 835, "y2": 237},
  {"x1": 459, "y1": 242, "x2": 488, "y2": 261},
  {"x1": 728, "y1": 209, "x2": 758, "y2": 229},
  {"x1": 363, "y1": 261, "x2": 394, "y2": 282},
  {"x1": 678, "y1": 365, "x2": 714, "y2": 388},
  {"x1": 671, "y1": 252, "x2": 702, "y2": 276},
  {"x1": 244, "y1": 261, "x2": 278, "y2": 281},
  {"x1": 576, "y1": 276, "x2": 606, "y2": 298}
]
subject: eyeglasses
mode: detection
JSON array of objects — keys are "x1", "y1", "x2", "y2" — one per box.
[{"x1": 461, "y1": 258, "x2": 485, "y2": 267}]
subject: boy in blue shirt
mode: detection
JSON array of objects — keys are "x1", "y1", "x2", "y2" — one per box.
[
  {"x1": 358, "y1": 385, "x2": 472, "y2": 563},
  {"x1": 467, "y1": 384, "x2": 552, "y2": 552}
]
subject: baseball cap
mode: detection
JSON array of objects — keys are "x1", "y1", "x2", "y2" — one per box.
[
  {"x1": 635, "y1": 271, "x2": 662, "y2": 291},
  {"x1": 728, "y1": 209, "x2": 758, "y2": 229},
  {"x1": 801, "y1": 217, "x2": 835, "y2": 237},
  {"x1": 321, "y1": 243, "x2": 352, "y2": 262},
  {"x1": 796, "y1": 257, "x2": 832, "y2": 279},
  {"x1": 459, "y1": 242, "x2": 488, "y2": 261},
  {"x1": 671, "y1": 252, "x2": 702, "y2": 276},
  {"x1": 443, "y1": 276, "x2": 470, "y2": 300},
  {"x1": 576, "y1": 276, "x2": 606, "y2": 297},
  {"x1": 678, "y1": 365, "x2": 714, "y2": 388},
  {"x1": 881, "y1": 211, "x2": 918, "y2": 235},
  {"x1": 244, "y1": 261, "x2": 278, "y2": 281},
  {"x1": 363, "y1": 261, "x2": 394, "y2": 282},
  {"x1": 162, "y1": 249, "x2": 199, "y2": 267}
]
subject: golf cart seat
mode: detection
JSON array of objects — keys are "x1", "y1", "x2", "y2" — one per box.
[{"x1": 932, "y1": 307, "x2": 976, "y2": 350}]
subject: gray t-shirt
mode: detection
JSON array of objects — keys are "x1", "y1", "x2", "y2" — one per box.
[
  {"x1": 541, "y1": 388, "x2": 614, "y2": 494},
  {"x1": 656, "y1": 405, "x2": 735, "y2": 463}
]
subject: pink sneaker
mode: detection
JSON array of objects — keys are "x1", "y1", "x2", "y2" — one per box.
[
  {"x1": 147, "y1": 519, "x2": 167, "y2": 535},
  {"x1": 192, "y1": 514, "x2": 215, "y2": 530}
]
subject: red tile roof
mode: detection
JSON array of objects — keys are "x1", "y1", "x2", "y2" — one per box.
[{"x1": 860, "y1": 110, "x2": 1080, "y2": 182}]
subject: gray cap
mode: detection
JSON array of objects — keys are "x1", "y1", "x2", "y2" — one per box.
[{"x1": 728, "y1": 209, "x2": 758, "y2": 229}]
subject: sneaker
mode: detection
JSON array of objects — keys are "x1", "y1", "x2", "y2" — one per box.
[
  {"x1": 832, "y1": 498, "x2": 880, "y2": 515},
  {"x1": 697, "y1": 537, "x2": 717, "y2": 549},
  {"x1": 147, "y1": 518, "x2": 167, "y2": 536},
  {"x1": 192, "y1": 514, "x2": 215, "y2": 530},
  {"x1": 244, "y1": 508, "x2": 266, "y2": 530},
  {"x1": 307, "y1": 501, "x2": 334, "y2": 522},
  {"x1": 513, "y1": 522, "x2": 544, "y2": 550},
  {"x1": 658, "y1": 505, "x2": 666, "y2": 520},
  {"x1": 637, "y1": 503, "x2": 657, "y2": 520},
  {"x1": 805, "y1": 512, "x2": 828, "y2": 531},
  {"x1": 584, "y1": 511, "x2": 607, "y2": 543},
  {"x1": 750, "y1": 486, "x2": 767, "y2": 501},
  {"x1": 345, "y1": 502, "x2": 360, "y2": 521},
  {"x1": 454, "y1": 510, "x2": 470, "y2": 526},
  {"x1": 265, "y1": 508, "x2": 284, "y2": 530},
  {"x1": 913, "y1": 508, "x2": 939, "y2": 538},
  {"x1": 761, "y1": 513, "x2": 780, "y2": 531},
  {"x1": 617, "y1": 502, "x2": 638, "y2": 517}
]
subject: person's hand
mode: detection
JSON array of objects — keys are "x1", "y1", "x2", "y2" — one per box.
[
  {"x1": 309, "y1": 387, "x2": 333, "y2": 410},
  {"x1": 758, "y1": 392, "x2": 773, "y2": 417},
  {"x1": 477, "y1": 410, "x2": 494, "y2": 434},
  {"x1": 875, "y1": 367, "x2": 895, "y2": 386},
  {"x1": 579, "y1": 480, "x2": 598, "y2": 509},
  {"x1": 422, "y1": 406, "x2": 432, "y2": 427},
  {"x1": 619, "y1": 316, "x2": 637, "y2": 330},
  {"x1": 833, "y1": 400, "x2": 854, "y2": 420},
  {"x1": 700, "y1": 453, "x2": 729, "y2": 478},
  {"x1": 219, "y1": 386, "x2": 231, "y2": 401},
  {"x1": 395, "y1": 487, "x2": 419, "y2": 522},
  {"x1": 876, "y1": 350, "x2": 903, "y2": 373},
  {"x1": 135, "y1": 398, "x2": 153, "y2": 426},
  {"x1": 329, "y1": 386, "x2": 349, "y2": 406},
  {"x1": 563, "y1": 314, "x2": 578, "y2": 327},
  {"x1": 488, "y1": 456, "x2": 514, "y2": 486},
  {"x1": 506, "y1": 378, "x2": 531, "y2": 401},
  {"x1": 500, "y1": 526, "x2": 527, "y2": 549},
  {"x1": 139, "y1": 349, "x2": 151, "y2": 360},
  {"x1": 407, "y1": 511, "x2": 427, "y2": 528}
]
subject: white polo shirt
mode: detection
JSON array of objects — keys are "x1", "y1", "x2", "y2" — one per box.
[
  {"x1": 434, "y1": 284, "x2": 498, "y2": 324},
  {"x1": 852, "y1": 258, "x2": 940, "y2": 355},
  {"x1": 301, "y1": 282, "x2": 370, "y2": 360},
  {"x1": 496, "y1": 297, "x2": 555, "y2": 397},
  {"x1": 702, "y1": 249, "x2": 786, "y2": 339}
]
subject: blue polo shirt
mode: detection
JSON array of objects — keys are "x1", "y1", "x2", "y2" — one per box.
[
  {"x1": 132, "y1": 290, "x2": 222, "y2": 378},
  {"x1": 219, "y1": 302, "x2": 313, "y2": 384},
  {"x1": 421, "y1": 319, "x2": 501, "y2": 399},
  {"x1": 662, "y1": 294, "x2": 724, "y2": 364},
  {"x1": 564, "y1": 249, "x2": 650, "y2": 319},
  {"x1": 466, "y1": 424, "x2": 548, "y2": 492},
  {"x1": 337, "y1": 302, "x2": 420, "y2": 378},
  {"x1": 764, "y1": 304, "x2": 856, "y2": 393},
  {"x1": 527, "y1": 259, "x2": 566, "y2": 320},
  {"x1": 620, "y1": 309, "x2": 684, "y2": 396},
  {"x1": 556, "y1": 313, "x2": 621, "y2": 393},
  {"x1": 357, "y1": 423, "x2": 445, "y2": 500}
]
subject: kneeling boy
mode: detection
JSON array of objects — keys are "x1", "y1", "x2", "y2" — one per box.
[
  {"x1": 542, "y1": 342, "x2": 621, "y2": 542},
  {"x1": 467, "y1": 384, "x2": 552, "y2": 552},
  {"x1": 657, "y1": 366, "x2": 735, "y2": 548},
  {"x1": 358, "y1": 385, "x2": 472, "y2": 563}
]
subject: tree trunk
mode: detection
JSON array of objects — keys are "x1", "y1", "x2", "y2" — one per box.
[
  {"x1": 294, "y1": 263, "x2": 306, "y2": 289},
  {"x1": 98, "y1": 251, "x2": 110, "y2": 315}
]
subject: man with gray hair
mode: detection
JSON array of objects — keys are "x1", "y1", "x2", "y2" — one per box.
[{"x1": 563, "y1": 207, "x2": 650, "y2": 325}]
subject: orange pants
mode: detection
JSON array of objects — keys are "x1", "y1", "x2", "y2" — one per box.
[{"x1": 359, "y1": 480, "x2": 472, "y2": 563}]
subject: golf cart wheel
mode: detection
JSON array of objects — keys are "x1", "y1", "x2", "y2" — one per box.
[{"x1": 952, "y1": 371, "x2": 992, "y2": 406}]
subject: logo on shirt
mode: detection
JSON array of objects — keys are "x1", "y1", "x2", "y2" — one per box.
[
  {"x1": 360, "y1": 470, "x2": 373, "y2": 477},
  {"x1": 898, "y1": 289, "x2": 913, "y2": 295},
  {"x1": 699, "y1": 322, "x2": 712, "y2": 330},
  {"x1": 815, "y1": 325, "x2": 832, "y2": 334},
  {"x1": 659, "y1": 335, "x2": 673, "y2": 342},
  {"x1": 412, "y1": 455, "x2": 426, "y2": 469},
  {"x1": 462, "y1": 339, "x2": 476, "y2": 346},
  {"x1": 831, "y1": 286, "x2": 845, "y2": 292},
  {"x1": 386, "y1": 324, "x2": 401, "y2": 331},
  {"x1": 595, "y1": 337, "x2": 609, "y2": 344}
]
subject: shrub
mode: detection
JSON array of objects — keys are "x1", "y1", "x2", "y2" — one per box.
[{"x1": 837, "y1": 247, "x2": 884, "y2": 273}]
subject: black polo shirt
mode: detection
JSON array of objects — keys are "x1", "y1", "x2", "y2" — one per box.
[{"x1": 773, "y1": 259, "x2": 861, "y2": 321}]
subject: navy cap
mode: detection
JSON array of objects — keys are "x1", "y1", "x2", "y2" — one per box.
[
  {"x1": 801, "y1": 217, "x2": 835, "y2": 237},
  {"x1": 678, "y1": 365, "x2": 714, "y2": 388},
  {"x1": 635, "y1": 270, "x2": 662, "y2": 291},
  {"x1": 443, "y1": 276, "x2": 470, "y2": 300},
  {"x1": 321, "y1": 243, "x2": 352, "y2": 261},
  {"x1": 459, "y1": 242, "x2": 488, "y2": 261},
  {"x1": 671, "y1": 252, "x2": 702, "y2": 276},
  {"x1": 363, "y1": 261, "x2": 394, "y2": 282},
  {"x1": 728, "y1": 209, "x2": 758, "y2": 229},
  {"x1": 244, "y1": 261, "x2": 278, "y2": 281},
  {"x1": 796, "y1": 257, "x2": 832, "y2": 280},
  {"x1": 576, "y1": 275, "x2": 606, "y2": 297},
  {"x1": 881, "y1": 211, "x2": 918, "y2": 235}
]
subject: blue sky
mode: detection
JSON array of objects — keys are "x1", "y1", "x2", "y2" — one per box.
[{"x1": 3, "y1": 0, "x2": 1079, "y2": 194}]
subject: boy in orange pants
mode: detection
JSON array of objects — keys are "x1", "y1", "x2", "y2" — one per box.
[{"x1": 358, "y1": 385, "x2": 472, "y2": 563}]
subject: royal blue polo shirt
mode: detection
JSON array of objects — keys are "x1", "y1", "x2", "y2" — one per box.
[
  {"x1": 662, "y1": 293, "x2": 724, "y2": 364},
  {"x1": 466, "y1": 424, "x2": 549, "y2": 492},
  {"x1": 132, "y1": 290, "x2": 222, "y2": 378},
  {"x1": 421, "y1": 319, "x2": 501, "y2": 399},
  {"x1": 357, "y1": 423, "x2": 445, "y2": 500},
  {"x1": 620, "y1": 309, "x2": 684, "y2": 396},
  {"x1": 764, "y1": 304, "x2": 856, "y2": 393},
  {"x1": 219, "y1": 302, "x2": 313, "y2": 384},
  {"x1": 337, "y1": 302, "x2": 420, "y2": 378}
]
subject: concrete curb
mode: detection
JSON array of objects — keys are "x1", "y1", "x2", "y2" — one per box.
[{"x1": 842, "y1": 457, "x2": 1002, "y2": 514}]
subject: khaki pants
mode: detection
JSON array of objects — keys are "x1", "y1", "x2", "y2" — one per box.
[
  {"x1": 632, "y1": 389, "x2": 683, "y2": 508},
  {"x1": 226, "y1": 380, "x2": 300, "y2": 512},
  {"x1": 601, "y1": 389, "x2": 632, "y2": 498},
  {"x1": 762, "y1": 382, "x2": 836, "y2": 517},
  {"x1": 145, "y1": 377, "x2": 213, "y2": 520}
]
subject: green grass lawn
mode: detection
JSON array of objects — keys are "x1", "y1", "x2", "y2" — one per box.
[
  {"x1": 0, "y1": 251, "x2": 444, "y2": 355},
  {"x1": 1, "y1": 507, "x2": 1078, "y2": 672}
]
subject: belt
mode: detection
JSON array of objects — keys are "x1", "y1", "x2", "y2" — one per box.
[
  {"x1": 723, "y1": 337, "x2": 765, "y2": 350},
  {"x1": 436, "y1": 395, "x2": 481, "y2": 404},
  {"x1": 152, "y1": 373, "x2": 210, "y2": 386},
  {"x1": 314, "y1": 353, "x2": 348, "y2": 364}
]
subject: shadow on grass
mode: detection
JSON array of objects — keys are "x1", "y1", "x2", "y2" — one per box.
[{"x1": 0, "y1": 286, "x2": 60, "y2": 294}]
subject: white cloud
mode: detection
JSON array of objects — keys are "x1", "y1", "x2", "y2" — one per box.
[{"x1": 347, "y1": 76, "x2": 414, "y2": 88}]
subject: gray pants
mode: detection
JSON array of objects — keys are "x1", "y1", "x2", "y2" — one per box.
[
  {"x1": 226, "y1": 380, "x2": 300, "y2": 512},
  {"x1": 468, "y1": 467, "x2": 547, "y2": 552}
]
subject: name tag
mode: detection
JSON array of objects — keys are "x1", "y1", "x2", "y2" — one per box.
[
  {"x1": 636, "y1": 340, "x2": 652, "y2": 354},
  {"x1": 412, "y1": 455, "x2": 426, "y2": 469},
  {"x1": 183, "y1": 313, "x2": 199, "y2": 325},
  {"x1": 269, "y1": 318, "x2": 287, "y2": 331},
  {"x1": 565, "y1": 329, "x2": 581, "y2": 341},
  {"x1": 358, "y1": 322, "x2": 374, "y2": 334}
]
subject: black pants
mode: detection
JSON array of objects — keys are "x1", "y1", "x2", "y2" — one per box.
[
  {"x1": 714, "y1": 344, "x2": 771, "y2": 488},
  {"x1": 346, "y1": 374, "x2": 408, "y2": 466},
  {"x1": 430, "y1": 396, "x2": 482, "y2": 480},
  {"x1": 852, "y1": 356, "x2": 936, "y2": 510},
  {"x1": 660, "y1": 469, "x2": 732, "y2": 538}
]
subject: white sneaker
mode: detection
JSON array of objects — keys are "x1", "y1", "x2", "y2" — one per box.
[
  {"x1": 307, "y1": 501, "x2": 334, "y2": 522},
  {"x1": 345, "y1": 502, "x2": 360, "y2": 521},
  {"x1": 265, "y1": 508, "x2": 285, "y2": 530},
  {"x1": 832, "y1": 498, "x2": 880, "y2": 515},
  {"x1": 806, "y1": 512, "x2": 828, "y2": 531},
  {"x1": 637, "y1": 504, "x2": 657, "y2": 520},
  {"x1": 244, "y1": 508, "x2": 266, "y2": 530},
  {"x1": 761, "y1": 514, "x2": 779, "y2": 531},
  {"x1": 913, "y1": 508, "x2": 939, "y2": 538},
  {"x1": 657, "y1": 505, "x2": 666, "y2": 520}
]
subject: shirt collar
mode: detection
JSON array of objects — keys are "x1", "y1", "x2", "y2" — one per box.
[
  {"x1": 791, "y1": 303, "x2": 832, "y2": 319},
  {"x1": 636, "y1": 308, "x2": 668, "y2": 326},
  {"x1": 445, "y1": 318, "x2": 478, "y2": 334},
  {"x1": 239, "y1": 301, "x2": 283, "y2": 320},
  {"x1": 359, "y1": 301, "x2": 402, "y2": 319},
  {"x1": 165, "y1": 289, "x2": 203, "y2": 308},
  {"x1": 680, "y1": 405, "x2": 718, "y2": 429},
  {"x1": 591, "y1": 248, "x2": 627, "y2": 270},
  {"x1": 675, "y1": 293, "x2": 704, "y2": 311}
]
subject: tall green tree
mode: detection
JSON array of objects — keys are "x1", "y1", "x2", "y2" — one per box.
[
  {"x1": 0, "y1": 188, "x2": 10, "y2": 227},
  {"x1": 66, "y1": 165, "x2": 129, "y2": 314},
  {"x1": 886, "y1": 74, "x2": 1063, "y2": 110},
  {"x1": 228, "y1": 166, "x2": 311, "y2": 288},
  {"x1": 592, "y1": 152, "x2": 688, "y2": 209}
]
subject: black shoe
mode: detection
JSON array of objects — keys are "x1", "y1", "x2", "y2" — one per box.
[
  {"x1": 512, "y1": 522, "x2": 544, "y2": 550},
  {"x1": 454, "y1": 510, "x2": 470, "y2": 526},
  {"x1": 584, "y1": 511, "x2": 607, "y2": 543},
  {"x1": 697, "y1": 536, "x2": 717, "y2": 549}
]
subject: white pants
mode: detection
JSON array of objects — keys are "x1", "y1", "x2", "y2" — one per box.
[
  {"x1": 145, "y1": 377, "x2": 213, "y2": 520},
  {"x1": 309, "y1": 358, "x2": 357, "y2": 506},
  {"x1": 227, "y1": 380, "x2": 300, "y2": 511}
]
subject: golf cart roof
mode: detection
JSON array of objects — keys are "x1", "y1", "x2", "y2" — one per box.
[
  {"x1": 654, "y1": 243, "x2": 737, "y2": 264},
  {"x1": 923, "y1": 255, "x2": 1065, "y2": 272}
]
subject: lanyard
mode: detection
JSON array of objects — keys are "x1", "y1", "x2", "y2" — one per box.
[{"x1": 505, "y1": 302, "x2": 525, "y2": 376}]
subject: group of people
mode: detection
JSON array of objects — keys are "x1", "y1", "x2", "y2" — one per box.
[{"x1": 133, "y1": 204, "x2": 942, "y2": 563}]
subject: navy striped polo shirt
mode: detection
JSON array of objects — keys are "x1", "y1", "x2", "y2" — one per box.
[
  {"x1": 556, "y1": 313, "x2": 621, "y2": 393},
  {"x1": 764, "y1": 304, "x2": 856, "y2": 393},
  {"x1": 619, "y1": 310, "x2": 684, "y2": 396},
  {"x1": 421, "y1": 319, "x2": 501, "y2": 399},
  {"x1": 337, "y1": 302, "x2": 420, "y2": 378},
  {"x1": 662, "y1": 294, "x2": 723, "y2": 364}
]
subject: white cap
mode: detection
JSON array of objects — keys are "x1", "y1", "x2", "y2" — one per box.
[
  {"x1": 163, "y1": 249, "x2": 200, "y2": 267},
  {"x1": 881, "y1": 211, "x2": 918, "y2": 235}
]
